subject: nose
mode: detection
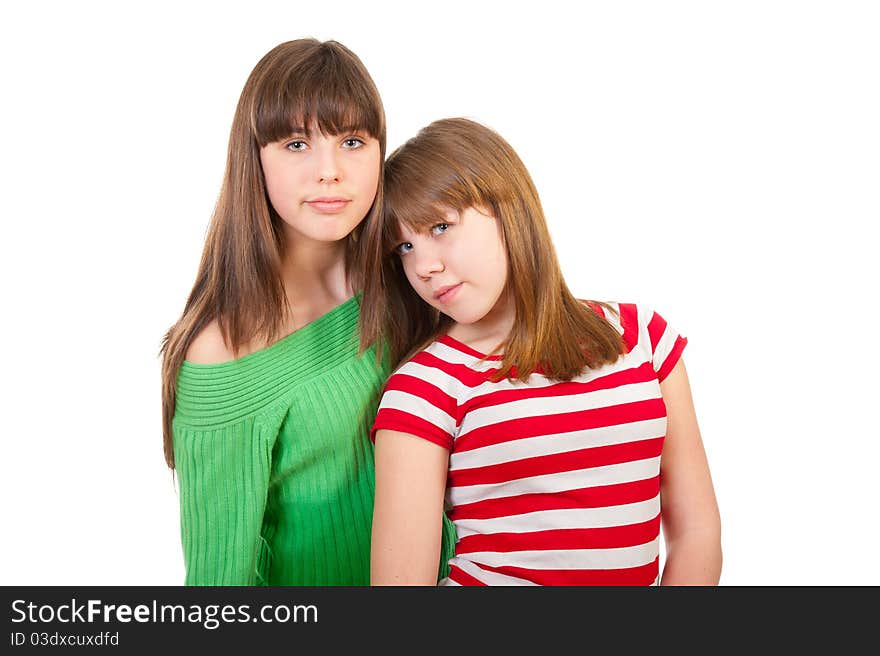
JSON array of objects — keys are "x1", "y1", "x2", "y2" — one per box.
[
  {"x1": 316, "y1": 145, "x2": 341, "y2": 184},
  {"x1": 412, "y1": 244, "x2": 444, "y2": 279}
]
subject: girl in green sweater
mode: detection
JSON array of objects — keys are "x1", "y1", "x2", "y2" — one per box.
[{"x1": 160, "y1": 39, "x2": 453, "y2": 585}]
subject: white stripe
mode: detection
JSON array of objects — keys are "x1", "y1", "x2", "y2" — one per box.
[
  {"x1": 425, "y1": 340, "x2": 500, "y2": 373},
  {"x1": 456, "y1": 345, "x2": 652, "y2": 407},
  {"x1": 465, "y1": 536, "x2": 660, "y2": 571},
  {"x1": 454, "y1": 496, "x2": 660, "y2": 539},
  {"x1": 458, "y1": 351, "x2": 650, "y2": 416},
  {"x1": 390, "y1": 354, "x2": 575, "y2": 414},
  {"x1": 383, "y1": 339, "x2": 660, "y2": 450},
  {"x1": 456, "y1": 373, "x2": 561, "y2": 405},
  {"x1": 652, "y1": 326, "x2": 681, "y2": 374},
  {"x1": 391, "y1": 360, "x2": 463, "y2": 398},
  {"x1": 378, "y1": 389, "x2": 456, "y2": 434},
  {"x1": 395, "y1": 324, "x2": 652, "y2": 407},
  {"x1": 603, "y1": 302, "x2": 624, "y2": 336},
  {"x1": 444, "y1": 557, "x2": 540, "y2": 586},
  {"x1": 459, "y1": 380, "x2": 662, "y2": 435},
  {"x1": 450, "y1": 417, "x2": 667, "y2": 470},
  {"x1": 448, "y1": 456, "x2": 661, "y2": 506}
]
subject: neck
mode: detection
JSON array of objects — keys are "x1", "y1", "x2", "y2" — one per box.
[
  {"x1": 279, "y1": 235, "x2": 352, "y2": 309},
  {"x1": 448, "y1": 290, "x2": 516, "y2": 355}
]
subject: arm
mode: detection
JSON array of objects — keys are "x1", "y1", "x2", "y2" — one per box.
[
  {"x1": 172, "y1": 323, "x2": 276, "y2": 585},
  {"x1": 174, "y1": 422, "x2": 274, "y2": 585},
  {"x1": 371, "y1": 429, "x2": 449, "y2": 585},
  {"x1": 658, "y1": 359, "x2": 722, "y2": 585}
]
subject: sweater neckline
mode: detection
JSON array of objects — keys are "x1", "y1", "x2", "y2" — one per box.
[
  {"x1": 181, "y1": 294, "x2": 360, "y2": 370},
  {"x1": 175, "y1": 294, "x2": 367, "y2": 426}
]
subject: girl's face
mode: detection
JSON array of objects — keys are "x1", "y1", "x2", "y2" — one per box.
[
  {"x1": 395, "y1": 206, "x2": 512, "y2": 341},
  {"x1": 260, "y1": 126, "x2": 381, "y2": 246}
]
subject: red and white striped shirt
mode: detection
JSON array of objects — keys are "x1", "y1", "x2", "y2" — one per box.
[{"x1": 371, "y1": 302, "x2": 687, "y2": 586}]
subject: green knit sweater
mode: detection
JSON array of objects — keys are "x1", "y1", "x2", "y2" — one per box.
[{"x1": 173, "y1": 295, "x2": 454, "y2": 585}]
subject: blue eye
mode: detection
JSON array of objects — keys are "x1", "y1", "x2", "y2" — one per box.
[
  {"x1": 395, "y1": 242, "x2": 413, "y2": 256},
  {"x1": 343, "y1": 137, "x2": 365, "y2": 149},
  {"x1": 285, "y1": 140, "x2": 307, "y2": 151},
  {"x1": 431, "y1": 223, "x2": 449, "y2": 235}
]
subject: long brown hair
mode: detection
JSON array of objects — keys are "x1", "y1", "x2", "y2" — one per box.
[
  {"x1": 360, "y1": 117, "x2": 623, "y2": 380},
  {"x1": 160, "y1": 39, "x2": 386, "y2": 469}
]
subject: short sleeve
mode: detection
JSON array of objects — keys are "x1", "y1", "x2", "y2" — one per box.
[
  {"x1": 616, "y1": 303, "x2": 688, "y2": 382},
  {"x1": 371, "y1": 370, "x2": 458, "y2": 451},
  {"x1": 642, "y1": 306, "x2": 688, "y2": 382}
]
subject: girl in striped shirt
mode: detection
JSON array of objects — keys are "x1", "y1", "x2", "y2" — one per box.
[{"x1": 360, "y1": 118, "x2": 722, "y2": 586}]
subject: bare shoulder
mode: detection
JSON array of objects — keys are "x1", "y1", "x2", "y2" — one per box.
[{"x1": 184, "y1": 320, "x2": 238, "y2": 365}]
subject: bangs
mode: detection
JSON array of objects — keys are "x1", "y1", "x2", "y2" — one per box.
[
  {"x1": 252, "y1": 46, "x2": 383, "y2": 146},
  {"x1": 383, "y1": 153, "x2": 485, "y2": 254}
]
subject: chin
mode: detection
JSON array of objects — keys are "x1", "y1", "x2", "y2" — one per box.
[
  {"x1": 447, "y1": 310, "x2": 489, "y2": 325},
  {"x1": 312, "y1": 225, "x2": 361, "y2": 243}
]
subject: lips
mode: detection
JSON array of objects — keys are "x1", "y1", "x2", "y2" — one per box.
[
  {"x1": 433, "y1": 283, "x2": 462, "y2": 303},
  {"x1": 306, "y1": 197, "x2": 351, "y2": 213}
]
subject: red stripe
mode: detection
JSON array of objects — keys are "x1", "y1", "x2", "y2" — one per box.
[
  {"x1": 383, "y1": 373, "x2": 458, "y2": 417},
  {"x1": 618, "y1": 303, "x2": 639, "y2": 353},
  {"x1": 478, "y1": 557, "x2": 659, "y2": 586},
  {"x1": 657, "y1": 336, "x2": 687, "y2": 382},
  {"x1": 459, "y1": 361, "x2": 655, "y2": 416},
  {"x1": 447, "y1": 564, "x2": 488, "y2": 586},
  {"x1": 437, "y1": 334, "x2": 502, "y2": 361},
  {"x1": 585, "y1": 301, "x2": 606, "y2": 318},
  {"x1": 409, "y1": 350, "x2": 497, "y2": 388},
  {"x1": 449, "y1": 477, "x2": 660, "y2": 521},
  {"x1": 456, "y1": 515, "x2": 661, "y2": 554},
  {"x1": 448, "y1": 436, "x2": 664, "y2": 487},
  {"x1": 456, "y1": 397, "x2": 667, "y2": 452},
  {"x1": 371, "y1": 408, "x2": 453, "y2": 450},
  {"x1": 647, "y1": 310, "x2": 668, "y2": 354}
]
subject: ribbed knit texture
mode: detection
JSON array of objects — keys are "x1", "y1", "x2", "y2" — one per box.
[{"x1": 173, "y1": 295, "x2": 455, "y2": 585}]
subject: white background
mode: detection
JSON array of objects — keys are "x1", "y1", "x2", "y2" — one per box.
[{"x1": 1, "y1": 1, "x2": 877, "y2": 586}]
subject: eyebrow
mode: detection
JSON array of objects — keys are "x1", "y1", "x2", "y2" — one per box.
[{"x1": 286, "y1": 125, "x2": 367, "y2": 139}]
